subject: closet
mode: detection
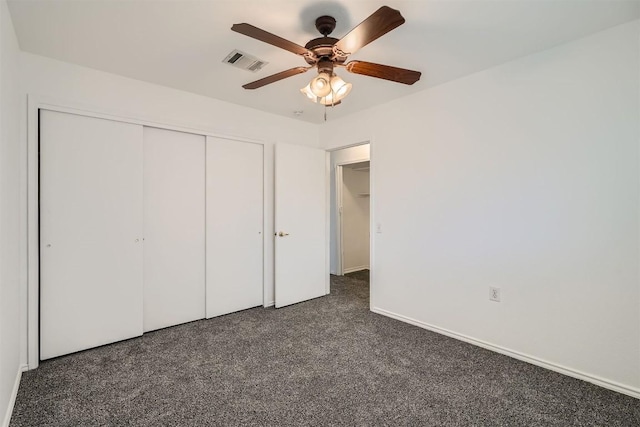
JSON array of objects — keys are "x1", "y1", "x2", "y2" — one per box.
[
  {"x1": 39, "y1": 110, "x2": 263, "y2": 360},
  {"x1": 40, "y1": 111, "x2": 144, "y2": 360},
  {"x1": 206, "y1": 137, "x2": 263, "y2": 318},
  {"x1": 340, "y1": 162, "x2": 370, "y2": 274},
  {"x1": 143, "y1": 127, "x2": 205, "y2": 332}
]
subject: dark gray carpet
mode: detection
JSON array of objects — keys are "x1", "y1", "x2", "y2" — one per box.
[{"x1": 11, "y1": 271, "x2": 640, "y2": 426}]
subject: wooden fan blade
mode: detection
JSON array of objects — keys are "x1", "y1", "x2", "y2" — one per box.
[
  {"x1": 232, "y1": 23, "x2": 312, "y2": 57},
  {"x1": 344, "y1": 61, "x2": 421, "y2": 85},
  {"x1": 334, "y1": 6, "x2": 405, "y2": 56},
  {"x1": 242, "y1": 67, "x2": 311, "y2": 89}
]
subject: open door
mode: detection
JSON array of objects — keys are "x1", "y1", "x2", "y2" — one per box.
[{"x1": 275, "y1": 143, "x2": 328, "y2": 308}]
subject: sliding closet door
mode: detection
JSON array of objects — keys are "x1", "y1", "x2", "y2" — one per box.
[
  {"x1": 206, "y1": 137, "x2": 263, "y2": 317},
  {"x1": 40, "y1": 110, "x2": 144, "y2": 360},
  {"x1": 143, "y1": 127, "x2": 205, "y2": 332}
]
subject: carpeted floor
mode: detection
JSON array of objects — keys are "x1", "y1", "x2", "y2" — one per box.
[{"x1": 11, "y1": 271, "x2": 640, "y2": 426}]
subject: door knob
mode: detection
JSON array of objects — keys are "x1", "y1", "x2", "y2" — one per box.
[{"x1": 278, "y1": 231, "x2": 290, "y2": 237}]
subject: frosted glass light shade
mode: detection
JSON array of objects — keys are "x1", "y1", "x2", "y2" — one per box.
[
  {"x1": 310, "y1": 72, "x2": 332, "y2": 97},
  {"x1": 300, "y1": 84, "x2": 318, "y2": 102},
  {"x1": 300, "y1": 73, "x2": 351, "y2": 106},
  {"x1": 330, "y1": 75, "x2": 352, "y2": 99}
]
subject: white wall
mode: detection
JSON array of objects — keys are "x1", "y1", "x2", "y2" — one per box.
[
  {"x1": 323, "y1": 21, "x2": 640, "y2": 396},
  {"x1": 0, "y1": 0, "x2": 23, "y2": 424},
  {"x1": 20, "y1": 52, "x2": 321, "y2": 316},
  {"x1": 341, "y1": 166, "x2": 370, "y2": 273},
  {"x1": 329, "y1": 144, "x2": 369, "y2": 274}
]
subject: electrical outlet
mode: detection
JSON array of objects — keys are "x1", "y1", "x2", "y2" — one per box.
[{"x1": 489, "y1": 286, "x2": 501, "y2": 302}]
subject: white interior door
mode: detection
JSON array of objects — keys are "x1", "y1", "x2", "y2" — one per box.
[
  {"x1": 275, "y1": 143, "x2": 328, "y2": 308},
  {"x1": 143, "y1": 127, "x2": 205, "y2": 332},
  {"x1": 206, "y1": 137, "x2": 263, "y2": 317},
  {"x1": 40, "y1": 110, "x2": 144, "y2": 360}
]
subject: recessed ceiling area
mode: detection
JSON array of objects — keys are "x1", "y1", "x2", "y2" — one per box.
[{"x1": 7, "y1": 0, "x2": 640, "y2": 124}]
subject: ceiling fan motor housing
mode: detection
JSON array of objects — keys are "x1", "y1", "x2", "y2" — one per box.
[
  {"x1": 316, "y1": 59, "x2": 334, "y2": 75},
  {"x1": 303, "y1": 15, "x2": 348, "y2": 67},
  {"x1": 315, "y1": 15, "x2": 336, "y2": 36}
]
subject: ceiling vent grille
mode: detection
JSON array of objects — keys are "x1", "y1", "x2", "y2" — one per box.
[{"x1": 223, "y1": 49, "x2": 268, "y2": 72}]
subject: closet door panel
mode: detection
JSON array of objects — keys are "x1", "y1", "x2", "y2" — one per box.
[
  {"x1": 40, "y1": 110, "x2": 144, "y2": 360},
  {"x1": 143, "y1": 127, "x2": 205, "y2": 332},
  {"x1": 206, "y1": 137, "x2": 263, "y2": 318}
]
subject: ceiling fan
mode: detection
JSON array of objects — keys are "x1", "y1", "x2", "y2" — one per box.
[{"x1": 231, "y1": 6, "x2": 421, "y2": 106}]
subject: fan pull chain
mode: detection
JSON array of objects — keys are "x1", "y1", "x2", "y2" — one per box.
[{"x1": 324, "y1": 104, "x2": 327, "y2": 122}]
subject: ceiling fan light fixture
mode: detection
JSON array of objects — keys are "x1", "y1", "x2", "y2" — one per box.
[
  {"x1": 309, "y1": 72, "x2": 332, "y2": 97},
  {"x1": 300, "y1": 84, "x2": 318, "y2": 102},
  {"x1": 301, "y1": 73, "x2": 352, "y2": 106},
  {"x1": 330, "y1": 75, "x2": 352, "y2": 99},
  {"x1": 319, "y1": 93, "x2": 338, "y2": 106}
]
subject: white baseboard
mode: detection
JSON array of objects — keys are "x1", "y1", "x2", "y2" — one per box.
[
  {"x1": 371, "y1": 307, "x2": 640, "y2": 399},
  {"x1": 343, "y1": 265, "x2": 369, "y2": 274},
  {"x1": 263, "y1": 301, "x2": 275, "y2": 308},
  {"x1": 2, "y1": 364, "x2": 26, "y2": 427}
]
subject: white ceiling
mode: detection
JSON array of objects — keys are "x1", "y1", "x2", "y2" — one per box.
[{"x1": 7, "y1": 0, "x2": 639, "y2": 124}]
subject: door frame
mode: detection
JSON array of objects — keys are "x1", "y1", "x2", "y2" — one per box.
[
  {"x1": 327, "y1": 142, "x2": 372, "y2": 302},
  {"x1": 26, "y1": 95, "x2": 268, "y2": 369},
  {"x1": 334, "y1": 158, "x2": 370, "y2": 276}
]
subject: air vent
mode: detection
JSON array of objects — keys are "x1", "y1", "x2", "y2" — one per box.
[{"x1": 223, "y1": 50, "x2": 268, "y2": 73}]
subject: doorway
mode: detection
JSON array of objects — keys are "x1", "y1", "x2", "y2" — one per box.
[
  {"x1": 329, "y1": 144, "x2": 370, "y2": 277},
  {"x1": 337, "y1": 161, "x2": 370, "y2": 274}
]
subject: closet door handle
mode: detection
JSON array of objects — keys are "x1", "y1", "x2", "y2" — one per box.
[{"x1": 277, "y1": 231, "x2": 290, "y2": 237}]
